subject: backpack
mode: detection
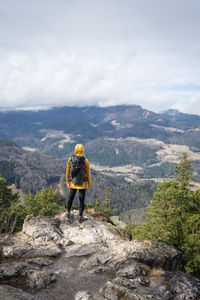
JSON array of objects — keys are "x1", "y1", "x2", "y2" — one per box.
[{"x1": 70, "y1": 155, "x2": 87, "y2": 185}]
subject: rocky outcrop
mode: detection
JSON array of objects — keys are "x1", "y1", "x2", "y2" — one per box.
[
  {"x1": 0, "y1": 211, "x2": 199, "y2": 300},
  {"x1": 0, "y1": 285, "x2": 35, "y2": 300}
]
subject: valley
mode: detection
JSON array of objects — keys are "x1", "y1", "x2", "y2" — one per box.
[
  {"x1": 0, "y1": 105, "x2": 200, "y2": 219},
  {"x1": 1, "y1": 105, "x2": 200, "y2": 171}
]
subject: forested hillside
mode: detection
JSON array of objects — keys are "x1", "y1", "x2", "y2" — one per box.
[
  {"x1": 0, "y1": 139, "x2": 157, "y2": 215},
  {"x1": 0, "y1": 139, "x2": 65, "y2": 193},
  {"x1": 1, "y1": 105, "x2": 200, "y2": 179}
]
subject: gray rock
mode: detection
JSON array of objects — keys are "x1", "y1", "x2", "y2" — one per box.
[
  {"x1": 26, "y1": 257, "x2": 54, "y2": 266},
  {"x1": 100, "y1": 270, "x2": 200, "y2": 300},
  {"x1": 2, "y1": 228, "x2": 62, "y2": 259},
  {"x1": 100, "y1": 280, "x2": 143, "y2": 300},
  {"x1": 59, "y1": 210, "x2": 124, "y2": 247},
  {"x1": 22, "y1": 215, "x2": 62, "y2": 243},
  {"x1": 26, "y1": 269, "x2": 56, "y2": 289},
  {"x1": 0, "y1": 260, "x2": 56, "y2": 291},
  {"x1": 0, "y1": 261, "x2": 28, "y2": 280},
  {"x1": 116, "y1": 261, "x2": 149, "y2": 278},
  {"x1": 128, "y1": 240, "x2": 186, "y2": 271},
  {"x1": 100, "y1": 277, "x2": 172, "y2": 300},
  {"x1": 74, "y1": 290, "x2": 94, "y2": 300},
  {"x1": 0, "y1": 243, "x2": 3, "y2": 263},
  {"x1": 65, "y1": 244, "x2": 101, "y2": 258},
  {"x1": 0, "y1": 285, "x2": 34, "y2": 300},
  {"x1": 80, "y1": 240, "x2": 185, "y2": 275},
  {"x1": 3, "y1": 241, "x2": 61, "y2": 258},
  {"x1": 0, "y1": 212, "x2": 200, "y2": 300},
  {"x1": 167, "y1": 271, "x2": 200, "y2": 299}
]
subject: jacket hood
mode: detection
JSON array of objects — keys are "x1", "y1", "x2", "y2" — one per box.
[{"x1": 74, "y1": 144, "x2": 85, "y2": 156}]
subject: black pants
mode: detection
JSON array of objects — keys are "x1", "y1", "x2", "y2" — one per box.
[{"x1": 67, "y1": 188, "x2": 86, "y2": 216}]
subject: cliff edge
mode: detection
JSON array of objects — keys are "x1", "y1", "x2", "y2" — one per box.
[{"x1": 0, "y1": 211, "x2": 200, "y2": 300}]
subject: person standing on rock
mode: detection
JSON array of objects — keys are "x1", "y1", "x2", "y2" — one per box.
[{"x1": 66, "y1": 144, "x2": 92, "y2": 223}]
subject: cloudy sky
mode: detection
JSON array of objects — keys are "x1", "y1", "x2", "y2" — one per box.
[{"x1": 1, "y1": 0, "x2": 200, "y2": 114}]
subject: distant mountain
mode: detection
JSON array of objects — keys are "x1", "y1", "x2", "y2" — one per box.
[
  {"x1": 0, "y1": 105, "x2": 200, "y2": 179},
  {"x1": 162, "y1": 109, "x2": 200, "y2": 128}
]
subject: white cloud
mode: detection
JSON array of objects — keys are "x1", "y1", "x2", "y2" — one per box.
[{"x1": 0, "y1": 0, "x2": 200, "y2": 114}]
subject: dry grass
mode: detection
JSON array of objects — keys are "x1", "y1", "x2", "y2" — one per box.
[
  {"x1": 85, "y1": 208, "x2": 111, "y2": 222},
  {"x1": 149, "y1": 268, "x2": 164, "y2": 277},
  {"x1": 143, "y1": 240, "x2": 153, "y2": 246}
]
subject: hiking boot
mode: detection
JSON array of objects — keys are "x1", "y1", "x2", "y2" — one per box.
[
  {"x1": 79, "y1": 215, "x2": 84, "y2": 223},
  {"x1": 66, "y1": 211, "x2": 71, "y2": 221}
]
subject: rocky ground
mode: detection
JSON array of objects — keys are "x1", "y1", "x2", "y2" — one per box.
[{"x1": 0, "y1": 211, "x2": 200, "y2": 300}]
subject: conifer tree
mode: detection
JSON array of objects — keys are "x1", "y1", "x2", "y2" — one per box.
[
  {"x1": 174, "y1": 152, "x2": 194, "y2": 190},
  {"x1": 0, "y1": 174, "x2": 24, "y2": 233},
  {"x1": 24, "y1": 187, "x2": 62, "y2": 216},
  {"x1": 102, "y1": 187, "x2": 115, "y2": 217},
  {"x1": 126, "y1": 153, "x2": 200, "y2": 276},
  {"x1": 95, "y1": 197, "x2": 102, "y2": 212}
]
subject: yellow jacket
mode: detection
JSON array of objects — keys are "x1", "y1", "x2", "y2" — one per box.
[{"x1": 66, "y1": 144, "x2": 92, "y2": 189}]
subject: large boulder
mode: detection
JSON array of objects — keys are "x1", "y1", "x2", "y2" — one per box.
[
  {"x1": 2, "y1": 215, "x2": 63, "y2": 259},
  {"x1": 100, "y1": 271, "x2": 200, "y2": 300},
  {"x1": 80, "y1": 240, "x2": 185, "y2": 274}
]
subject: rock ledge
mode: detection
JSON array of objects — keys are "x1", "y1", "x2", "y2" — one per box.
[{"x1": 0, "y1": 211, "x2": 199, "y2": 300}]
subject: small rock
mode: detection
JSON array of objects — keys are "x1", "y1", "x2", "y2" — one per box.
[
  {"x1": 65, "y1": 244, "x2": 101, "y2": 258},
  {"x1": 26, "y1": 257, "x2": 54, "y2": 266},
  {"x1": 0, "y1": 262, "x2": 28, "y2": 280},
  {"x1": 116, "y1": 261, "x2": 149, "y2": 278},
  {"x1": 74, "y1": 290, "x2": 94, "y2": 300},
  {"x1": 26, "y1": 269, "x2": 56, "y2": 289}
]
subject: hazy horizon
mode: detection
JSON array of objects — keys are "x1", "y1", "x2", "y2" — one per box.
[{"x1": 1, "y1": 103, "x2": 200, "y2": 117}]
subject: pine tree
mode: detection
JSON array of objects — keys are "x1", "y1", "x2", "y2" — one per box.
[
  {"x1": 174, "y1": 152, "x2": 194, "y2": 190},
  {"x1": 24, "y1": 187, "x2": 62, "y2": 216},
  {"x1": 1, "y1": 175, "x2": 65, "y2": 233},
  {"x1": 102, "y1": 187, "x2": 115, "y2": 217},
  {"x1": 0, "y1": 174, "x2": 24, "y2": 233},
  {"x1": 128, "y1": 153, "x2": 200, "y2": 276},
  {"x1": 95, "y1": 197, "x2": 102, "y2": 212}
]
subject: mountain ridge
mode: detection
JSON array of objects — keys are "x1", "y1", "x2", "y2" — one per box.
[
  {"x1": 161, "y1": 109, "x2": 200, "y2": 128},
  {"x1": 0, "y1": 105, "x2": 200, "y2": 180}
]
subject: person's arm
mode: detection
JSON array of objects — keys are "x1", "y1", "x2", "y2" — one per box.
[
  {"x1": 85, "y1": 159, "x2": 92, "y2": 187},
  {"x1": 66, "y1": 159, "x2": 71, "y2": 187}
]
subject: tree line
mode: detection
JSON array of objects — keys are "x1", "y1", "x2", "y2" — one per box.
[
  {"x1": 125, "y1": 153, "x2": 200, "y2": 277},
  {"x1": 0, "y1": 175, "x2": 114, "y2": 234}
]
